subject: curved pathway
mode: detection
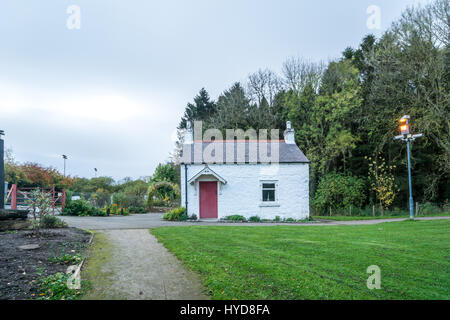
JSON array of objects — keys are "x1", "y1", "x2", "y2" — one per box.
[{"x1": 82, "y1": 229, "x2": 208, "y2": 300}]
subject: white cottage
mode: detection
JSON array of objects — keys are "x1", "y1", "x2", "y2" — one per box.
[{"x1": 180, "y1": 122, "x2": 310, "y2": 220}]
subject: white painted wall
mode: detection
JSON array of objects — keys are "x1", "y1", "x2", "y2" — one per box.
[{"x1": 181, "y1": 163, "x2": 309, "y2": 220}]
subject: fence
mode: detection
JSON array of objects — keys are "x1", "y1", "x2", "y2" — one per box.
[
  {"x1": 4, "y1": 184, "x2": 66, "y2": 214},
  {"x1": 312, "y1": 202, "x2": 449, "y2": 217}
]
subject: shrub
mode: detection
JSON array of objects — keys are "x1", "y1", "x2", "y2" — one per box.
[
  {"x1": 419, "y1": 202, "x2": 441, "y2": 215},
  {"x1": 223, "y1": 215, "x2": 247, "y2": 222},
  {"x1": 443, "y1": 201, "x2": 450, "y2": 213},
  {"x1": 112, "y1": 192, "x2": 145, "y2": 209},
  {"x1": 274, "y1": 216, "x2": 281, "y2": 222},
  {"x1": 162, "y1": 207, "x2": 187, "y2": 221},
  {"x1": 65, "y1": 190, "x2": 73, "y2": 206},
  {"x1": 129, "y1": 206, "x2": 146, "y2": 214},
  {"x1": 49, "y1": 253, "x2": 82, "y2": 265},
  {"x1": 312, "y1": 173, "x2": 366, "y2": 215},
  {"x1": 40, "y1": 215, "x2": 67, "y2": 229},
  {"x1": 249, "y1": 216, "x2": 261, "y2": 222},
  {"x1": 147, "y1": 181, "x2": 180, "y2": 208},
  {"x1": 189, "y1": 214, "x2": 198, "y2": 220},
  {"x1": 28, "y1": 188, "x2": 52, "y2": 221},
  {"x1": 283, "y1": 217, "x2": 295, "y2": 222},
  {"x1": 62, "y1": 199, "x2": 105, "y2": 217}
]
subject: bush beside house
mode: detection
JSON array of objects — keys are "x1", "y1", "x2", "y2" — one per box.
[{"x1": 162, "y1": 207, "x2": 187, "y2": 221}]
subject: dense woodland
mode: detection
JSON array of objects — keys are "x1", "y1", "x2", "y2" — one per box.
[{"x1": 175, "y1": 0, "x2": 449, "y2": 213}]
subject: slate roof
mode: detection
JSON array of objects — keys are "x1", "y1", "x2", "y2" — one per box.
[{"x1": 181, "y1": 141, "x2": 309, "y2": 164}]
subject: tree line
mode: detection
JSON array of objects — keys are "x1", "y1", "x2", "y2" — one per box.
[{"x1": 174, "y1": 0, "x2": 449, "y2": 213}]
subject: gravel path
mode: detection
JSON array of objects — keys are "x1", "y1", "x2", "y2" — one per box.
[
  {"x1": 60, "y1": 213, "x2": 450, "y2": 230},
  {"x1": 83, "y1": 229, "x2": 208, "y2": 300}
]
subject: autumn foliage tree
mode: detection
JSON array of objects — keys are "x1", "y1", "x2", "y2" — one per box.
[
  {"x1": 5, "y1": 161, "x2": 75, "y2": 190},
  {"x1": 366, "y1": 156, "x2": 398, "y2": 211}
]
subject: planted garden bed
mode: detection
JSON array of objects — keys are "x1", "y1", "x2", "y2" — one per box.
[{"x1": 0, "y1": 228, "x2": 91, "y2": 300}]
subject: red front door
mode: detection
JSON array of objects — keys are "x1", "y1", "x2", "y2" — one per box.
[{"x1": 199, "y1": 181, "x2": 218, "y2": 219}]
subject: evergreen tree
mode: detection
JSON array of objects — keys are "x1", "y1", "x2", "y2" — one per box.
[{"x1": 179, "y1": 88, "x2": 216, "y2": 129}]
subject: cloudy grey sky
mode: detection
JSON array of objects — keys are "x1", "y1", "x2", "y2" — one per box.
[{"x1": 0, "y1": 0, "x2": 429, "y2": 180}]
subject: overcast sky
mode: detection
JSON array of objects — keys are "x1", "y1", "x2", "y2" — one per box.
[{"x1": 0, "y1": 0, "x2": 429, "y2": 181}]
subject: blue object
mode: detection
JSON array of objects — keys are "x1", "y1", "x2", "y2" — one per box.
[{"x1": 406, "y1": 139, "x2": 414, "y2": 219}]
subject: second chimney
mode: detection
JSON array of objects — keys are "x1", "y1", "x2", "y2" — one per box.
[{"x1": 284, "y1": 121, "x2": 295, "y2": 144}]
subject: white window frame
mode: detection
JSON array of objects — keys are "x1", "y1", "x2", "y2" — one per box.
[{"x1": 260, "y1": 180, "x2": 280, "y2": 207}]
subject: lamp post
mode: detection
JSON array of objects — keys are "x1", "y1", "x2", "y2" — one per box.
[
  {"x1": 62, "y1": 155, "x2": 68, "y2": 177},
  {"x1": 0, "y1": 130, "x2": 5, "y2": 209},
  {"x1": 394, "y1": 115, "x2": 422, "y2": 219},
  {"x1": 94, "y1": 168, "x2": 97, "y2": 177}
]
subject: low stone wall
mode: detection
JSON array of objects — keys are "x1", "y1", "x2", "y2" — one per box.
[{"x1": 0, "y1": 209, "x2": 30, "y2": 231}]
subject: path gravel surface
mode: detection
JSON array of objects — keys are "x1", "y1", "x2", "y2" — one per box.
[{"x1": 83, "y1": 229, "x2": 208, "y2": 300}]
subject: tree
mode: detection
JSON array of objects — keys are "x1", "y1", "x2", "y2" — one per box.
[
  {"x1": 285, "y1": 60, "x2": 362, "y2": 194},
  {"x1": 367, "y1": 155, "x2": 398, "y2": 211},
  {"x1": 211, "y1": 83, "x2": 252, "y2": 131},
  {"x1": 147, "y1": 181, "x2": 180, "y2": 208},
  {"x1": 247, "y1": 68, "x2": 282, "y2": 106},
  {"x1": 312, "y1": 173, "x2": 366, "y2": 214},
  {"x1": 87, "y1": 177, "x2": 115, "y2": 193},
  {"x1": 282, "y1": 57, "x2": 325, "y2": 93},
  {"x1": 179, "y1": 88, "x2": 216, "y2": 129},
  {"x1": 174, "y1": 88, "x2": 216, "y2": 161},
  {"x1": 28, "y1": 188, "x2": 53, "y2": 231},
  {"x1": 359, "y1": 0, "x2": 449, "y2": 202},
  {"x1": 150, "y1": 163, "x2": 177, "y2": 184}
]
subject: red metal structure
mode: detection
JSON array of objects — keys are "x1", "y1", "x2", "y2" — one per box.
[
  {"x1": 199, "y1": 181, "x2": 218, "y2": 219},
  {"x1": 4, "y1": 184, "x2": 66, "y2": 213}
]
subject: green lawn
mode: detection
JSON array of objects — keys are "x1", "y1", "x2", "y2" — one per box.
[
  {"x1": 313, "y1": 214, "x2": 450, "y2": 221},
  {"x1": 151, "y1": 220, "x2": 450, "y2": 300}
]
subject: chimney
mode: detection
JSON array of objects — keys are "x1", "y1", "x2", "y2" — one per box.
[
  {"x1": 183, "y1": 121, "x2": 193, "y2": 144},
  {"x1": 284, "y1": 121, "x2": 295, "y2": 144}
]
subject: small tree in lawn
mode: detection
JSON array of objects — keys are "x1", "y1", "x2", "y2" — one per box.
[{"x1": 366, "y1": 155, "x2": 398, "y2": 214}]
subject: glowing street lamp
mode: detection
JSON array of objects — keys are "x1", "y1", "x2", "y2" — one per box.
[
  {"x1": 399, "y1": 115, "x2": 410, "y2": 134},
  {"x1": 394, "y1": 115, "x2": 422, "y2": 219}
]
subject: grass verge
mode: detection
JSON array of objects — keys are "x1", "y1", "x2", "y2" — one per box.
[
  {"x1": 151, "y1": 220, "x2": 450, "y2": 299},
  {"x1": 80, "y1": 231, "x2": 119, "y2": 300}
]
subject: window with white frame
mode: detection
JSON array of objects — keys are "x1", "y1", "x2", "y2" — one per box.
[{"x1": 262, "y1": 182, "x2": 276, "y2": 202}]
